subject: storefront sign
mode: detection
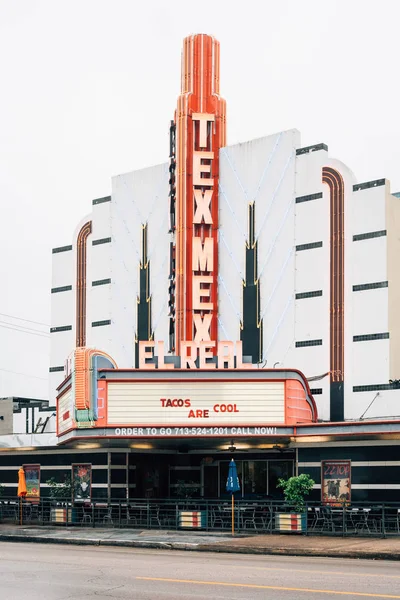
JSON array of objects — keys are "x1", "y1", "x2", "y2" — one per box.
[
  {"x1": 107, "y1": 380, "x2": 285, "y2": 426},
  {"x1": 58, "y1": 388, "x2": 73, "y2": 435},
  {"x1": 139, "y1": 340, "x2": 253, "y2": 370},
  {"x1": 114, "y1": 426, "x2": 286, "y2": 437},
  {"x1": 23, "y1": 464, "x2": 40, "y2": 501},
  {"x1": 72, "y1": 464, "x2": 92, "y2": 502},
  {"x1": 191, "y1": 113, "x2": 216, "y2": 344},
  {"x1": 321, "y1": 460, "x2": 351, "y2": 506}
]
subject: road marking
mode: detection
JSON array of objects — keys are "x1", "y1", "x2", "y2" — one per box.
[
  {"x1": 136, "y1": 576, "x2": 400, "y2": 598},
  {"x1": 231, "y1": 565, "x2": 400, "y2": 580}
]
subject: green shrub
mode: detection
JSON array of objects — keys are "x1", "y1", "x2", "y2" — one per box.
[
  {"x1": 277, "y1": 473, "x2": 315, "y2": 512},
  {"x1": 46, "y1": 475, "x2": 72, "y2": 501}
]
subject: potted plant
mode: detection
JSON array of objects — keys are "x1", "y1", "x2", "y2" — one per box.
[
  {"x1": 46, "y1": 475, "x2": 76, "y2": 524},
  {"x1": 275, "y1": 474, "x2": 315, "y2": 533},
  {"x1": 46, "y1": 475, "x2": 72, "y2": 502},
  {"x1": 174, "y1": 480, "x2": 205, "y2": 529}
]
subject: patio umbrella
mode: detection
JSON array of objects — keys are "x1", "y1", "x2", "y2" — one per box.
[
  {"x1": 226, "y1": 459, "x2": 240, "y2": 536},
  {"x1": 17, "y1": 468, "x2": 27, "y2": 525}
]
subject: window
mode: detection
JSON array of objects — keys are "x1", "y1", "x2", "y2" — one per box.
[
  {"x1": 295, "y1": 193, "x2": 323, "y2": 204},
  {"x1": 353, "y1": 383, "x2": 397, "y2": 392},
  {"x1": 296, "y1": 143, "x2": 328, "y2": 156},
  {"x1": 92, "y1": 278, "x2": 111, "y2": 287},
  {"x1": 353, "y1": 179, "x2": 385, "y2": 192},
  {"x1": 310, "y1": 388, "x2": 323, "y2": 395},
  {"x1": 51, "y1": 285, "x2": 72, "y2": 293},
  {"x1": 49, "y1": 366, "x2": 64, "y2": 373},
  {"x1": 296, "y1": 241, "x2": 323, "y2": 252},
  {"x1": 353, "y1": 230, "x2": 386, "y2": 242},
  {"x1": 295, "y1": 290, "x2": 323, "y2": 300},
  {"x1": 50, "y1": 325, "x2": 72, "y2": 333},
  {"x1": 295, "y1": 339, "x2": 322, "y2": 348},
  {"x1": 92, "y1": 196, "x2": 111, "y2": 205},
  {"x1": 353, "y1": 333, "x2": 389, "y2": 342},
  {"x1": 218, "y1": 460, "x2": 294, "y2": 499},
  {"x1": 92, "y1": 237, "x2": 111, "y2": 246},
  {"x1": 92, "y1": 319, "x2": 111, "y2": 327},
  {"x1": 52, "y1": 245, "x2": 72, "y2": 254},
  {"x1": 353, "y1": 281, "x2": 388, "y2": 292}
]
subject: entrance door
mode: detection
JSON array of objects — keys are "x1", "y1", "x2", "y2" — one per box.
[{"x1": 203, "y1": 464, "x2": 218, "y2": 498}]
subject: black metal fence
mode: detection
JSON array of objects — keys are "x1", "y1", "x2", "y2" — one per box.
[{"x1": 0, "y1": 497, "x2": 399, "y2": 537}]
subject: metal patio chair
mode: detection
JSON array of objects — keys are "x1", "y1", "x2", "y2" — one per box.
[
  {"x1": 243, "y1": 507, "x2": 259, "y2": 531},
  {"x1": 355, "y1": 508, "x2": 372, "y2": 534},
  {"x1": 210, "y1": 505, "x2": 225, "y2": 528},
  {"x1": 321, "y1": 506, "x2": 336, "y2": 532},
  {"x1": 149, "y1": 505, "x2": 162, "y2": 528},
  {"x1": 384, "y1": 508, "x2": 400, "y2": 533},
  {"x1": 311, "y1": 507, "x2": 324, "y2": 531},
  {"x1": 260, "y1": 506, "x2": 272, "y2": 531},
  {"x1": 103, "y1": 506, "x2": 114, "y2": 526},
  {"x1": 80, "y1": 503, "x2": 92, "y2": 525},
  {"x1": 124, "y1": 509, "x2": 137, "y2": 527},
  {"x1": 348, "y1": 508, "x2": 360, "y2": 531}
]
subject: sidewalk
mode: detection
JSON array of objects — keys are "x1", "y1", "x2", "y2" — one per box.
[{"x1": 1, "y1": 524, "x2": 400, "y2": 560}]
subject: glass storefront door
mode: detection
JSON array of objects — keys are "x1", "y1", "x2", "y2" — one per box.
[{"x1": 217, "y1": 459, "x2": 293, "y2": 499}]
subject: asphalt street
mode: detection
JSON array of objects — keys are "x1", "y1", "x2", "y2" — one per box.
[{"x1": 1, "y1": 542, "x2": 400, "y2": 599}]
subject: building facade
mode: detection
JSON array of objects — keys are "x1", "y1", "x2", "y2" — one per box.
[
  {"x1": 1, "y1": 34, "x2": 400, "y2": 505},
  {"x1": 50, "y1": 37, "x2": 400, "y2": 424}
]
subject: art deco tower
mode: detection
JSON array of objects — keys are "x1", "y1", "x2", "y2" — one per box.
[{"x1": 170, "y1": 34, "x2": 226, "y2": 355}]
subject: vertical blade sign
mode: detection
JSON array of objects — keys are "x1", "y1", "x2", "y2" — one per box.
[{"x1": 175, "y1": 34, "x2": 226, "y2": 356}]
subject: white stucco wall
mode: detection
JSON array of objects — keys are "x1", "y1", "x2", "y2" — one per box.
[{"x1": 49, "y1": 133, "x2": 400, "y2": 422}]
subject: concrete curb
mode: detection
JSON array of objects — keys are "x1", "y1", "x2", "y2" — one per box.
[
  {"x1": 0, "y1": 534, "x2": 101, "y2": 546},
  {"x1": 1, "y1": 533, "x2": 400, "y2": 561},
  {"x1": 196, "y1": 544, "x2": 400, "y2": 561}
]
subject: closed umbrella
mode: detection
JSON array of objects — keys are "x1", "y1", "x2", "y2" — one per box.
[
  {"x1": 226, "y1": 459, "x2": 240, "y2": 536},
  {"x1": 17, "y1": 468, "x2": 27, "y2": 525}
]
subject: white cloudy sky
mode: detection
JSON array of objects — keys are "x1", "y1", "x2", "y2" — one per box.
[{"x1": 0, "y1": 0, "x2": 399, "y2": 400}]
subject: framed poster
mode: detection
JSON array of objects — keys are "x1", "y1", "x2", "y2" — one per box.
[
  {"x1": 72, "y1": 464, "x2": 92, "y2": 502},
  {"x1": 23, "y1": 464, "x2": 40, "y2": 502},
  {"x1": 321, "y1": 460, "x2": 351, "y2": 506}
]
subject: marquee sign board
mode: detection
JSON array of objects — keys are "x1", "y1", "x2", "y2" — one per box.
[
  {"x1": 107, "y1": 380, "x2": 285, "y2": 427},
  {"x1": 113, "y1": 425, "x2": 288, "y2": 437},
  {"x1": 58, "y1": 388, "x2": 73, "y2": 436}
]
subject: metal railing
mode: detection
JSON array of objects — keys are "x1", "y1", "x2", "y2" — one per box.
[{"x1": 0, "y1": 497, "x2": 399, "y2": 537}]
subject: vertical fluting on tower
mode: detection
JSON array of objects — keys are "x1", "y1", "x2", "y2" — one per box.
[
  {"x1": 76, "y1": 221, "x2": 92, "y2": 347},
  {"x1": 240, "y1": 203, "x2": 263, "y2": 363},
  {"x1": 323, "y1": 166, "x2": 345, "y2": 421}
]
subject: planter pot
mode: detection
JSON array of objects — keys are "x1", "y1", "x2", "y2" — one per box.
[
  {"x1": 178, "y1": 510, "x2": 206, "y2": 529},
  {"x1": 275, "y1": 512, "x2": 306, "y2": 533},
  {"x1": 50, "y1": 507, "x2": 77, "y2": 524}
]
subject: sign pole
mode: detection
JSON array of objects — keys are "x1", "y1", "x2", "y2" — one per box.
[{"x1": 231, "y1": 493, "x2": 234, "y2": 536}]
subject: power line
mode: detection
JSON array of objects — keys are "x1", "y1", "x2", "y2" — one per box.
[
  {"x1": 0, "y1": 367, "x2": 48, "y2": 381},
  {"x1": 0, "y1": 312, "x2": 49, "y2": 327},
  {"x1": 0, "y1": 322, "x2": 50, "y2": 338},
  {"x1": 0, "y1": 319, "x2": 49, "y2": 335}
]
